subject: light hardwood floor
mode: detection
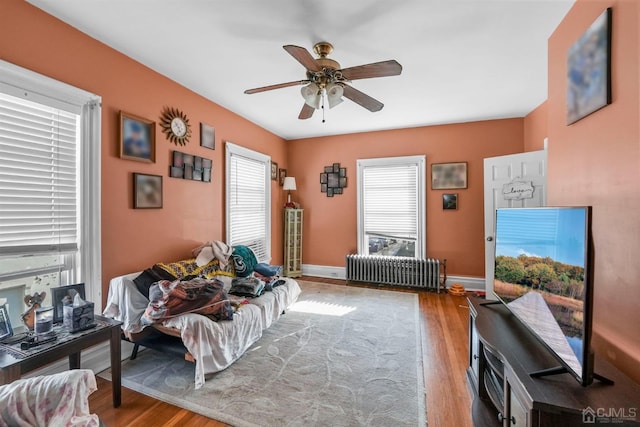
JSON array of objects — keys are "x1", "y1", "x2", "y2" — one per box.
[{"x1": 90, "y1": 276, "x2": 474, "y2": 427}]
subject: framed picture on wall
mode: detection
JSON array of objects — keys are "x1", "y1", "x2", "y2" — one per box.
[
  {"x1": 432, "y1": 162, "x2": 467, "y2": 190},
  {"x1": 279, "y1": 168, "x2": 287, "y2": 186},
  {"x1": 271, "y1": 162, "x2": 278, "y2": 180},
  {"x1": 200, "y1": 122, "x2": 215, "y2": 150},
  {"x1": 566, "y1": 8, "x2": 612, "y2": 125},
  {"x1": 443, "y1": 193, "x2": 458, "y2": 210},
  {"x1": 119, "y1": 111, "x2": 155, "y2": 163},
  {"x1": 133, "y1": 173, "x2": 162, "y2": 209}
]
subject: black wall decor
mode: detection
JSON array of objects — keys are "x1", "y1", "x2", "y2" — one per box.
[
  {"x1": 170, "y1": 150, "x2": 212, "y2": 182},
  {"x1": 320, "y1": 162, "x2": 347, "y2": 197}
]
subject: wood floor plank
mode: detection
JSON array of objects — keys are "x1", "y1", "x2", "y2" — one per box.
[{"x1": 89, "y1": 277, "x2": 473, "y2": 427}]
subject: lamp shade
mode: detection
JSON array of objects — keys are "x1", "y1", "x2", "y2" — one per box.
[
  {"x1": 283, "y1": 176, "x2": 297, "y2": 191},
  {"x1": 301, "y1": 83, "x2": 321, "y2": 109},
  {"x1": 326, "y1": 83, "x2": 344, "y2": 109}
]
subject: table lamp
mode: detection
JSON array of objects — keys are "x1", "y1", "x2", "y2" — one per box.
[{"x1": 283, "y1": 177, "x2": 296, "y2": 208}]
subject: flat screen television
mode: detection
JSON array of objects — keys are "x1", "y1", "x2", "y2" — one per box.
[{"x1": 492, "y1": 206, "x2": 607, "y2": 386}]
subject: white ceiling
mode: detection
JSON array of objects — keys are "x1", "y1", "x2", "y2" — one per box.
[{"x1": 27, "y1": 0, "x2": 574, "y2": 140}]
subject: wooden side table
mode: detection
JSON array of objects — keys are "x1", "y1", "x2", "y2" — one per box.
[{"x1": 0, "y1": 315, "x2": 122, "y2": 407}]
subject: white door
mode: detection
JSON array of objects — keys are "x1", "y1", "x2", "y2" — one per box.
[{"x1": 483, "y1": 150, "x2": 547, "y2": 299}]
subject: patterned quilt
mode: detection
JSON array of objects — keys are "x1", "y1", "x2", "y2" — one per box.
[
  {"x1": 156, "y1": 257, "x2": 235, "y2": 279},
  {"x1": 143, "y1": 277, "x2": 234, "y2": 324}
]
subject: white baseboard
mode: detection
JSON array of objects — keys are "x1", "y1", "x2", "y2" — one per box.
[
  {"x1": 302, "y1": 264, "x2": 346, "y2": 280},
  {"x1": 445, "y1": 275, "x2": 486, "y2": 293},
  {"x1": 301, "y1": 264, "x2": 486, "y2": 293}
]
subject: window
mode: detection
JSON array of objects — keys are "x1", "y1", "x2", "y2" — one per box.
[
  {"x1": 0, "y1": 60, "x2": 101, "y2": 326},
  {"x1": 225, "y1": 142, "x2": 271, "y2": 263},
  {"x1": 357, "y1": 155, "x2": 426, "y2": 258}
]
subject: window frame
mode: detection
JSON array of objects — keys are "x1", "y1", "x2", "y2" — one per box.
[
  {"x1": 224, "y1": 141, "x2": 272, "y2": 263},
  {"x1": 356, "y1": 155, "x2": 426, "y2": 259},
  {"x1": 0, "y1": 60, "x2": 102, "y2": 311}
]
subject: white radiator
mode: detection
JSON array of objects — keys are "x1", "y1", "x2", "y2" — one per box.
[{"x1": 345, "y1": 254, "x2": 445, "y2": 292}]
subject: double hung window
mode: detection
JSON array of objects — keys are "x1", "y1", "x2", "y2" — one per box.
[
  {"x1": 357, "y1": 155, "x2": 426, "y2": 258},
  {"x1": 225, "y1": 142, "x2": 271, "y2": 262},
  {"x1": 0, "y1": 60, "x2": 101, "y2": 326}
]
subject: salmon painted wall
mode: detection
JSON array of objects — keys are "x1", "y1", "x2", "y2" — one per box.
[
  {"x1": 547, "y1": 0, "x2": 640, "y2": 382},
  {"x1": 524, "y1": 101, "x2": 548, "y2": 152},
  {"x1": 287, "y1": 119, "x2": 524, "y2": 277},
  {"x1": 0, "y1": 0, "x2": 288, "y2": 303}
]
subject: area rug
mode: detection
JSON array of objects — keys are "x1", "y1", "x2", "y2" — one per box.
[{"x1": 100, "y1": 280, "x2": 426, "y2": 427}]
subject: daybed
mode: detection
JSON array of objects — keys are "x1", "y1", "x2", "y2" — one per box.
[{"x1": 103, "y1": 248, "x2": 301, "y2": 389}]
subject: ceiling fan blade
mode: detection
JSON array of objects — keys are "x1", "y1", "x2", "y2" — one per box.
[
  {"x1": 283, "y1": 45, "x2": 322, "y2": 72},
  {"x1": 340, "y1": 60, "x2": 402, "y2": 81},
  {"x1": 298, "y1": 103, "x2": 315, "y2": 120},
  {"x1": 341, "y1": 84, "x2": 384, "y2": 112},
  {"x1": 244, "y1": 80, "x2": 309, "y2": 94}
]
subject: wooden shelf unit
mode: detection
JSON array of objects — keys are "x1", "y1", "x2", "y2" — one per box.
[{"x1": 283, "y1": 208, "x2": 303, "y2": 277}]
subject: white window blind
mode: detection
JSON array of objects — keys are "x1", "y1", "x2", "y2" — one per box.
[
  {"x1": 357, "y1": 155, "x2": 426, "y2": 258},
  {"x1": 0, "y1": 92, "x2": 79, "y2": 256},
  {"x1": 363, "y1": 164, "x2": 418, "y2": 239},
  {"x1": 226, "y1": 142, "x2": 271, "y2": 263}
]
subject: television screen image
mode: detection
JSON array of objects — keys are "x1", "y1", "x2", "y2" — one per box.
[{"x1": 493, "y1": 206, "x2": 594, "y2": 385}]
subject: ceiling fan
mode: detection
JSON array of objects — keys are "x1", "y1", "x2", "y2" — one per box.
[{"x1": 244, "y1": 42, "x2": 402, "y2": 120}]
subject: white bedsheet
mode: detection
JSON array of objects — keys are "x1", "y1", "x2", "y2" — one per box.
[
  {"x1": 0, "y1": 369, "x2": 99, "y2": 427},
  {"x1": 103, "y1": 272, "x2": 147, "y2": 334},
  {"x1": 103, "y1": 273, "x2": 301, "y2": 388}
]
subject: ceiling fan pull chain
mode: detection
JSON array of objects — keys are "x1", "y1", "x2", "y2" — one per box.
[{"x1": 322, "y1": 96, "x2": 326, "y2": 123}]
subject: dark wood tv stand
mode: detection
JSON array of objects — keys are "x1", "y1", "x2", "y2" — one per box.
[{"x1": 466, "y1": 297, "x2": 640, "y2": 426}]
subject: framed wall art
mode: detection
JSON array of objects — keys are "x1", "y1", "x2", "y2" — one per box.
[
  {"x1": 119, "y1": 111, "x2": 155, "y2": 163},
  {"x1": 319, "y1": 162, "x2": 347, "y2": 197},
  {"x1": 431, "y1": 162, "x2": 467, "y2": 190},
  {"x1": 271, "y1": 162, "x2": 278, "y2": 180},
  {"x1": 566, "y1": 8, "x2": 612, "y2": 125},
  {"x1": 133, "y1": 173, "x2": 163, "y2": 209},
  {"x1": 443, "y1": 193, "x2": 458, "y2": 210},
  {"x1": 279, "y1": 168, "x2": 287, "y2": 186},
  {"x1": 170, "y1": 151, "x2": 212, "y2": 183},
  {"x1": 200, "y1": 122, "x2": 215, "y2": 150}
]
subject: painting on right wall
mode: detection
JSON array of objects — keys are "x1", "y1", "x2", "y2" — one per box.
[{"x1": 566, "y1": 7, "x2": 612, "y2": 124}]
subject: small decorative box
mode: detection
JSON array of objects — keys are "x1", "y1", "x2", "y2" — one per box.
[{"x1": 63, "y1": 302, "x2": 95, "y2": 332}]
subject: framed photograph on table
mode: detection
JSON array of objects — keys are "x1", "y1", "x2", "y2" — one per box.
[
  {"x1": 51, "y1": 283, "x2": 86, "y2": 324},
  {"x1": 0, "y1": 304, "x2": 13, "y2": 341},
  {"x1": 119, "y1": 111, "x2": 155, "y2": 163}
]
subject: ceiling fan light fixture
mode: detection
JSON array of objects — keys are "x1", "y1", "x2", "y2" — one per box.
[
  {"x1": 245, "y1": 42, "x2": 401, "y2": 119},
  {"x1": 301, "y1": 83, "x2": 321, "y2": 109},
  {"x1": 326, "y1": 83, "x2": 344, "y2": 109}
]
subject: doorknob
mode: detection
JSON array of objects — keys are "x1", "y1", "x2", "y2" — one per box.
[{"x1": 486, "y1": 236, "x2": 493, "y2": 242}]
